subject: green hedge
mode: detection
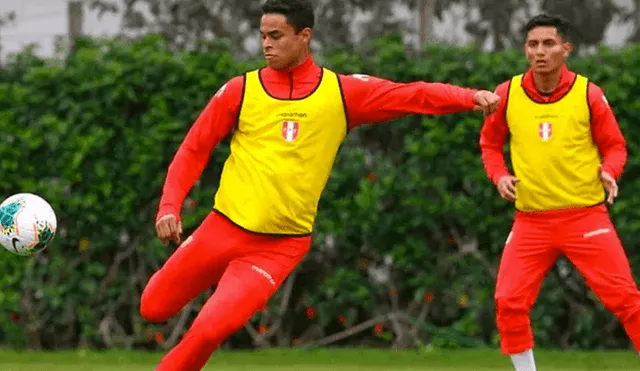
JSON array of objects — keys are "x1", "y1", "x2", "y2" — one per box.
[{"x1": 1, "y1": 35, "x2": 639, "y2": 351}]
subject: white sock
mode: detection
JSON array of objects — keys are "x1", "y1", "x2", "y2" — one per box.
[{"x1": 510, "y1": 349, "x2": 537, "y2": 371}]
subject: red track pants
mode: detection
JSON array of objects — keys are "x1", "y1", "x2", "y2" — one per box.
[
  {"x1": 495, "y1": 204, "x2": 640, "y2": 354},
  {"x1": 140, "y1": 211, "x2": 310, "y2": 370}
]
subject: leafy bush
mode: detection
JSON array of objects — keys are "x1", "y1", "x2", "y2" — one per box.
[{"x1": 1, "y1": 34, "x2": 639, "y2": 351}]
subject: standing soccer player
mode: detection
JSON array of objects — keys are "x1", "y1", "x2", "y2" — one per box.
[
  {"x1": 480, "y1": 13, "x2": 640, "y2": 371},
  {"x1": 141, "y1": 0, "x2": 500, "y2": 369}
]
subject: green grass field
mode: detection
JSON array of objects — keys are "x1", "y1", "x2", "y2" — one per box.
[{"x1": 0, "y1": 348, "x2": 638, "y2": 370}]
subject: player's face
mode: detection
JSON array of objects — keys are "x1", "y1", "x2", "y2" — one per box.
[
  {"x1": 524, "y1": 26, "x2": 571, "y2": 75},
  {"x1": 260, "y1": 14, "x2": 311, "y2": 70}
]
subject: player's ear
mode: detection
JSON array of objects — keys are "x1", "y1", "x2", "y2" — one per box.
[
  {"x1": 300, "y1": 27, "x2": 312, "y2": 45},
  {"x1": 562, "y1": 41, "x2": 572, "y2": 58}
]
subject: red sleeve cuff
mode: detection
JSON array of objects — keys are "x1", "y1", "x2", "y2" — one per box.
[
  {"x1": 156, "y1": 204, "x2": 181, "y2": 223},
  {"x1": 467, "y1": 90, "x2": 478, "y2": 108},
  {"x1": 600, "y1": 164, "x2": 620, "y2": 181},
  {"x1": 491, "y1": 170, "x2": 510, "y2": 185}
]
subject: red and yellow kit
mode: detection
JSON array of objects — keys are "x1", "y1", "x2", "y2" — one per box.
[
  {"x1": 142, "y1": 56, "x2": 481, "y2": 370},
  {"x1": 480, "y1": 65, "x2": 640, "y2": 355}
]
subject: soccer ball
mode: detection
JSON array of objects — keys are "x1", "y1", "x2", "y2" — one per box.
[{"x1": 0, "y1": 193, "x2": 57, "y2": 256}]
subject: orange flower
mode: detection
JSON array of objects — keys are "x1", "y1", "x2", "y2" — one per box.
[
  {"x1": 374, "y1": 323, "x2": 384, "y2": 334},
  {"x1": 155, "y1": 331, "x2": 165, "y2": 344},
  {"x1": 424, "y1": 292, "x2": 434, "y2": 303},
  {"x1": 459, "y1": 294, "x2": 468, "y2": 307},
  {"x1": 305, "y1": 307, "x2": 316, "y2": 320},
  {"x1": 258, "y1": 324, "x2": 267, "y2": 334}
]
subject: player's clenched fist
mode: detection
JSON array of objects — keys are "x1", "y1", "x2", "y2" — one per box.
[
  {"x1": 497, "y1": 175, "x2": 519, "y2": 202},
  {"x1": 155, "y1": 214, "x2": 182, "y2": 245},
  {"x1": 473, "y1": 90, "x2": 501, "y2": 115}
]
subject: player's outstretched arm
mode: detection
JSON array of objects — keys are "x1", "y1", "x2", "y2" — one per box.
[
  {"x1": 156, "y1": 76, "x2": 243, "y2": 224},
  {"x1": 338, "y1": 73, "x2": 499, "y2": 130}
]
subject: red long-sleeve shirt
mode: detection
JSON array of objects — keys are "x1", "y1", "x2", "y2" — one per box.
[
  {"x1": 158, "y1": 56, "x2": 479, "y2": 221},
  {"x1": 480, "y1": 64, "x2": 627, "y2": 185}
]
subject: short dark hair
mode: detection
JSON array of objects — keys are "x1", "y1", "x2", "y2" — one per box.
[
  {"x1": 524, "y1": 14, "x2": 572, "y2": 41},
  {"x1": 261, "y1": 0, "x2": 315, "y2": 32}
]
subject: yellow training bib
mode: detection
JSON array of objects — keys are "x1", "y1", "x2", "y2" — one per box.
[
  {"x1": 213, "y1": 68, "x2": 348, "y2": 235},
  {"x1": 506, "y1": 74, "x2": 604, "y2": 212}
]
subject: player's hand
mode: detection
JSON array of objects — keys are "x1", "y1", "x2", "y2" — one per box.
[
  {"x1": 473, "y1": 90, "x2": 501, "y2": 115},
  {"x1": 155, "y1": 214, "x2": 182, "y2": 245},
  {"x1": 600, "y1": 169, "x2": 618, "y2": 204},
  {"x1": 497, "y1": 175, "x2": 519, "y2": 202}
]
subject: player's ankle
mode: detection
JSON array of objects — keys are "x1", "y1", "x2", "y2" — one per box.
[{"x1": 510, "y1": 348, "x2": 536, "y2": 371}]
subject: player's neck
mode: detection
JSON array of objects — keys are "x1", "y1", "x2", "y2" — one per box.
[
  {"x1": 282, "y1": 49, "x2": 311, "y2": 71},
  {"x1": 532, "y1": 70, "x2": 561, "y2": 95}
]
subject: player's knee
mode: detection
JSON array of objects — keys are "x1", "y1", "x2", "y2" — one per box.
[
  {"x1": 194, "y1": 304, "x2": 259, "y2": 346},
  {"x1": 140, "y1": 287, "x2": 171, "y2": 323},
  {"x1": 604, "y1": 288, "x2": 640, "y2": 322}
]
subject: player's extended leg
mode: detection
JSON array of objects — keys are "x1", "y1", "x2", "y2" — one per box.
[
  {"x1": 561, "y1": 207, "x2": 640, "y2": 352},
  {"x1": 140, "y1": 212, "x2": 236, "y2": 323},
  {"x1": 495, "y1": 213, "x2": 559, "y2": 358},
  {"x1": 154, "y1": 234, "x2": 311, "y2": 371}
]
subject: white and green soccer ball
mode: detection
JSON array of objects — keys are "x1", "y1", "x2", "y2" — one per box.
[{"x1": 0, "y1": 193, "x2": 57, "y2": 256}]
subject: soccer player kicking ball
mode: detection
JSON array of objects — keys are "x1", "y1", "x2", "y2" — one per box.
[
  {"x1": 480, "y1": 13, "x2": 640, "y2": 371},
  {"x1": 141, "y1": 0, "x2": 500, "y2": 369}
]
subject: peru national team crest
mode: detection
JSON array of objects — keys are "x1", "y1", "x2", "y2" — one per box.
[
  {"x1": 282, "y1": 121, "x2": 299, "y2": 142},
  {"x1": 538, "y1": 122, "x2": 552, "y2": 141}
]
